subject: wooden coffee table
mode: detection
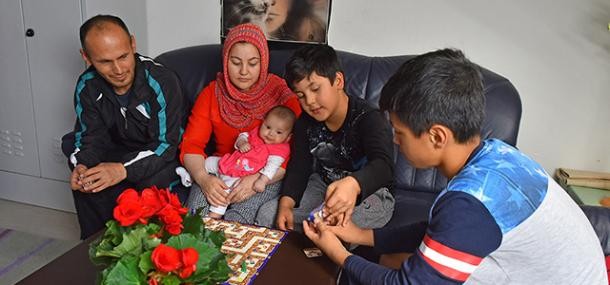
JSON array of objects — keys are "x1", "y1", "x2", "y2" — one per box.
[{"x1": 17, "y1": 231, "x2": 339, "y2": 285}]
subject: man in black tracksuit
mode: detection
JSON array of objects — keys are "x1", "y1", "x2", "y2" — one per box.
[{"x1": 64, "y1": 15, "x2": 186, "y2": 239}]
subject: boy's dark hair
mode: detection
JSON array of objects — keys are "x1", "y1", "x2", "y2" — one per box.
[
  {"x1": 284, "y1": 45, "x2": 343, "y2": 90},
  {"x1": 80, "y1": 15, "x2": 130, "y2": 51},
  {"x1": 379, "y1": 48, "x2": 485, "y2": 143},
  {"x1": 266, "y1": 105, "x2": 297, "y2": 130}
]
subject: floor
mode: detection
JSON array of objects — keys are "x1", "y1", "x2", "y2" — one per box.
[
  {"x1": 0, "y1": 199, "x2": 80, "y2": 240},
  {"x1": 0, "y1": 199, "x2": 80, "y2": 284}
]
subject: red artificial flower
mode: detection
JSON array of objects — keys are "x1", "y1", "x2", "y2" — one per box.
[
  {"x1": 158, "y1": 188, "x2": 188, "y2": 215},
  {"x1": 116, "y1": 188, "x2": 139, "y2": 204},
  {"x1": 151, "y1": 244, "x2": 182, "y2": 273},
  {"x1": 159, "y1": 207, "x2": 184, "y2": 235},
  {"x1": 113, "y1": 199, "x2": 143, "y2": 227},
  {"x1": 140, "y1": 187, "x2": 163, "y2": 219},
  {"x1": 164, "y1": 222, "x2": 184, "y2": 236},
  {"x1": 178, "y1": 248, "x2": 199, "y2": 279},
  {"x1": 148, "y1": 277, "x2": 158, "y2": 285}
]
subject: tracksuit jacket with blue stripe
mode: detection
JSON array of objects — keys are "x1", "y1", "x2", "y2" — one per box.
[{"x1": 70, "y1": 54, "x2": 185, "y2": 183}]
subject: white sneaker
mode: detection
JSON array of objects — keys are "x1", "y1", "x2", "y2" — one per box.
[{"x1": 175, "y1": 166, "x2": 192, "y2": 187}]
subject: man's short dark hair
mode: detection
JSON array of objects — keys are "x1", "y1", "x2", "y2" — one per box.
[
  {"x1": 284, "y1": 45, "x2": 343, "y2": 90},
  {"x1": 79, "y1": 14, "x2": 130, "y2": 50},
  {"x1": 379, "y1": 48, "x2": 485, "y2": 143}
]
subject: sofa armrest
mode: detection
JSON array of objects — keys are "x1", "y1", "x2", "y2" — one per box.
[{"x1": 581, "y1": 205, "x2": 610, "y2": 256}]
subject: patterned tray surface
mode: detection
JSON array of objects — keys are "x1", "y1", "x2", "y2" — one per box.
[{"x1": 204, "y1": 218, "x2": 287, "y2": 285}]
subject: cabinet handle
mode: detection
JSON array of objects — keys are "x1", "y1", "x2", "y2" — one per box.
[{"x1": 25, "y1": 28, "x2": 35, "y2": 37}]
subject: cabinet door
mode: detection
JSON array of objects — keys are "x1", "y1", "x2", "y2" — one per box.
[
  {"x1": 22, "y1": 0, "x2": 84, "y2": 181},
  {"x1": 0, "y1": 0, "x2": 40, "y2": 177}
]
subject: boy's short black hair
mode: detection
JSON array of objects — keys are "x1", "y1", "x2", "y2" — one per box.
[
  {"x1": 379, "y1": 49, "x2": 485, "y2": 143},
  {"x1": 80, "y1": 14, "x2": 130, "y2": 50},
  {"x1": 284, "y1": 45, "x2": 343, "y2": 90}
]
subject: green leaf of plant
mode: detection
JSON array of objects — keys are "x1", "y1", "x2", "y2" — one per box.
[
  {"x1": 206, "y1": 230, "x2": 226, "y2": 248},
  {"x1": 166, "y1": 233, "x2": 230, "y2": 284},
  {"x1": 138, "y1": 251, "x2": 153, "y2": 275},
  {"x1": 102, "y1": 255, "x2": 144, "y2": 285},
  {"x1": 181, "y1": 212, "x2": 205, "y2": 237},
  {"x1": 104, "y1": 220, "x2": 122, "y2": 245},
  {"x1": 161, "y1": 274, "x2": 181, "y2": 285},
  {"x1": 94, "y1": 224, "x2": 157, "y2": 259}
]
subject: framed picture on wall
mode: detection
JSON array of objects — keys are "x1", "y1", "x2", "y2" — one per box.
[{"x1": 221, "y1": 0, "x2": 331, "y2": 44}]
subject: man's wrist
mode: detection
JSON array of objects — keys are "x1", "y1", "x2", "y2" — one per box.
[{"x1": 115, "y1": 162, "x2": 128, "y2": 180}]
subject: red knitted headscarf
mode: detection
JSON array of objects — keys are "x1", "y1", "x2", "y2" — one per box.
[{"x1": 216, "y1": 23, "x2": 294, "y2": 129}]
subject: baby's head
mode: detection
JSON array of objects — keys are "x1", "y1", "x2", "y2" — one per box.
[{"x1": 259, "y1": 105, "x2": 296, "y2": 144}]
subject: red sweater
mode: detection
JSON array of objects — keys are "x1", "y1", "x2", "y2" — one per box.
[{"x1": 180, "y1": 81, "x2": 301, "y2": 164}]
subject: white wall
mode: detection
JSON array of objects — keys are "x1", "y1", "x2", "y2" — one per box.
[
  {"x1": 145, "y1": 0, "x2": 610, "y2": 173},
  {"x1": 83, "y1": 0, "x2": 149, "y2": 54},
  {"x1": 146, "y1": 1, "x2": 220, "y2": 57}
]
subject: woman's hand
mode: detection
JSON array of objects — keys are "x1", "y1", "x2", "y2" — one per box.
[
  {"x1": 227, "y1": 173, "x2": 259, "y2": 203},
  {"x1": 196, "y1": 173, "x2": 230, "y2": 207}
]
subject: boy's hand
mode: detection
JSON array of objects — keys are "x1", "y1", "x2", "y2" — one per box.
[
  {"x1": 236, "y1": 139, "x2": 251, "y2": 153},
  {"x1": 70, "y1": 164, "x2": 88, "y2": 191},
  {"x1": 302, "y1": 218, "x2": 352, "y2": 267},
  {"x1": 324, "y1": 176, "x2": 360, "y2": 226},
  {"x1": 328, "y1": 219, "x2": 375, "y2": 247},
  {"x1": 253, "y1": 175, "x2": 269, "y2": 193},
  {"x1": 276, "y1": 196, "x2": 296, "y2": 231}
]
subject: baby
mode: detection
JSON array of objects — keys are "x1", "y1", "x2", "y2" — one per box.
[{"x1": 206, "y1": 105, "x2": 296, "y2": 218}]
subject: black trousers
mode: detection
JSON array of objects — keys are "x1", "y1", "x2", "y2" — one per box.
[{"x1": 62, "y1": 132, "x2": 188, "y2": 239}]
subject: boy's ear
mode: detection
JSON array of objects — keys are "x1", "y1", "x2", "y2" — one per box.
[
  {"x1": 333, "y1": 71, "x2": 345, "y2": 89},
  {"x1": 428, "y1": 124, "x2": 449, "y2": 149}
]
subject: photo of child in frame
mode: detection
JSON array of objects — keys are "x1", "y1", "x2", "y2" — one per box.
[{"x1": 221, "y1": 0, "x2": 331, "y2": 44}]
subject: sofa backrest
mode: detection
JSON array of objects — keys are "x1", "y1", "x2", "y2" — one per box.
[{"x1": 156, "y1": 44, "x2": 522, "y2": 195}]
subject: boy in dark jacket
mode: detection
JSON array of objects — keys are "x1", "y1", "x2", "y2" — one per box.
[{"x1": 257, "y1": 45, "x2": 395, "y2": 231}]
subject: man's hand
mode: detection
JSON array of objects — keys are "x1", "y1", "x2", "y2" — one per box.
[
  {"x1": 70, "y1": 164, "x2": 88, "y2": 191},
  {"x1": 276, "y1": 196, "x2": 296, "y2": 231},
  {"x1": 253, "y1": 175, "x2": 270, "y2": 193},
  {"x1": 236, "y1": 139, "x2": 251, "y2": 153},
  {"x1": 227, "y1": 173, "x2": 258, "y2": 203},
  {"x1": 195, "y1": 173, "x2": 230, "y2": 207},
  {"x1": 324, "y1": 176, "x2": 360, "y2": 226},
  {"x1": 81, "y1": 162, "x2": 126, "y2": 193},
  {"x1": 302, "y1": 218, "x2": 352, "y2": 267}
]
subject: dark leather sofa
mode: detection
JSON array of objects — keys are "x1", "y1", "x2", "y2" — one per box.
[
  {"x1": 156, "y1": 45, "x2": 609, "y2": 263},
  {"x1": 155, "y1": 44, "x2": 523, "y2": 228}
]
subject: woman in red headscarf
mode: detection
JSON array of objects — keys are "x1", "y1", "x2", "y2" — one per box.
[{"x1": 180, "y1": 23, "x2": 301, "y2": 224}]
